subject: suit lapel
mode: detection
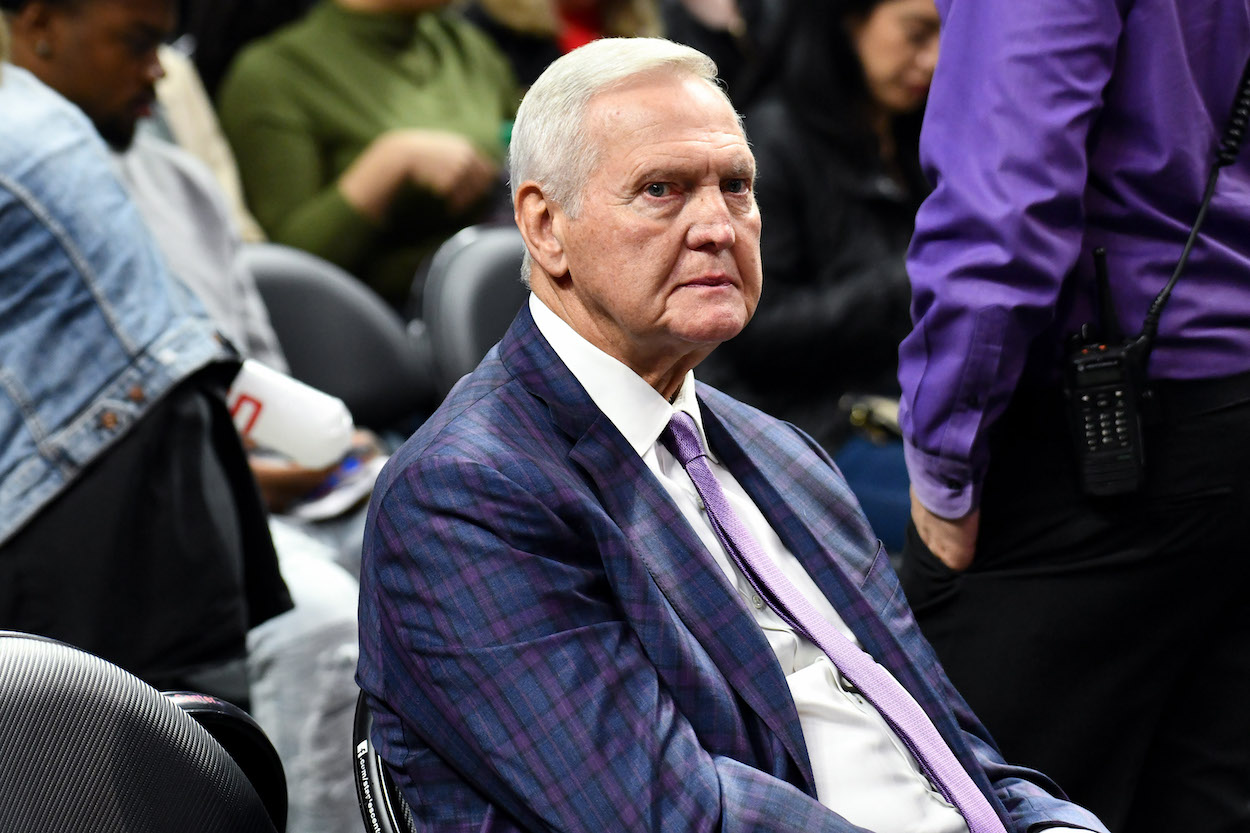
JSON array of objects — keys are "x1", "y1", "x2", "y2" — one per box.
[
  {"x1": 500, "y1": 308, "x2": 814, "y2": 792},
  {"x1": 570, "y1": 418, "x2": 814, "y2": 787}
]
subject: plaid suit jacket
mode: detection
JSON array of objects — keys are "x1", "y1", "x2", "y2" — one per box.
[{"x1": 357, "y1": 305, "x2": 1106, "y2": 833}]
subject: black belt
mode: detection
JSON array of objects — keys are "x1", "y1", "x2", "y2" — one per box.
[
  {"x1": 1006, "y1": 369, "x2": 1250, "y2": 435},
  {"x1": 1146, "y1": 369, "x2": 1250, "y2": 423}
]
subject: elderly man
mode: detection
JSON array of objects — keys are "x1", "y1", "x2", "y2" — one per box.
[{"x1": 357, "y1": 38, "x2": 1105, "y2": 833}]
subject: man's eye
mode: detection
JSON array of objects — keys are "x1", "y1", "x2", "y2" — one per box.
[
  {"x1": 123, "y1": 35, "x2": 158, "y2": 58},
  {"x1": 645, "y1": 183, "x2": 671, "y2": 198},
  {"x1": 724, "y1": 179, "x2": 749, "y2": 194}
]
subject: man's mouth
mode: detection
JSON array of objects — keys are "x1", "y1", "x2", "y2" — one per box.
[
  {"x1": 684, "y1": 274, "x2": 735, "y2": 289},
  {"x1": 133, "y1": 92, "x2": 157, "y2": 118}
]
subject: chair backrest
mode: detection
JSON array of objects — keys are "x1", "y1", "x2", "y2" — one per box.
[
  {"x1": 0, "y1": 631, "x2": 285, "y2": 833},
  {"x1": 164, "y1": 690, "x2": 288, "y2": 831},
  {"x1": 242, "y1": 243, "x2": 434, "y2": 431},
  {"x1": 417, "y1": 224, "x2": 528, "y2": 398},
  {"x1": 352, "y1": 690, "x2": 415, "y2": 833}
]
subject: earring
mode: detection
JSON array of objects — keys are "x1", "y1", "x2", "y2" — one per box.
[{"x1": 34, "y1": 40, "x2": 51, "y2": 58}]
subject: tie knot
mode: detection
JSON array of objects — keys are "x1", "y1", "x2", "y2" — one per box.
[{"x1": 661, "y1": 411, "x2": 707, "y2": 467}]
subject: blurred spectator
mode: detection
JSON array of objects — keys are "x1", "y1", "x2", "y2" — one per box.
[
  {"x1": 217, "y1": 0, "x2": 520, "y2": 311},
  {"x1": 464, "y1": 0, "x2": 662, "y2": 87},
  {"x1": 0, "y1": 22, "x2": 291, "y2": 706},
  {"x1": 5, "y1": 3, "x2": 371, "y2": 828},
  {"x1": 659, "y1": 0, "x2": 791, "y2": 107},
  {"x1": 699, "y1": 0, "x2": 938, "y2": 550}
]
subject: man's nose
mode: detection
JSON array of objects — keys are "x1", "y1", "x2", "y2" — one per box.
[
  {"x1": 686, "y1": 191, "x2": 736, "y2": 251},
  {"x1": 146, "y1": 52, "x2": 166, "y2": 85}
]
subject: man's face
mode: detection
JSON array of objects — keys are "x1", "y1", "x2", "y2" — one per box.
[
  {"x1": 37, "y1": 0, "x2": 174, "y2": 149},
  {"x1": 549, "y1": 73, "x2": 762, "y2": 384}
]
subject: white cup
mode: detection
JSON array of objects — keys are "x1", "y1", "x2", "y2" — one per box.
[{"x1": 226, "y1": 359, "x2": 354, "y2": 468}]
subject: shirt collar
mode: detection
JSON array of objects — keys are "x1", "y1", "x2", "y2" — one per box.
[{"x1": 528, "y1": 293, "x2": 716, "y2": 459}]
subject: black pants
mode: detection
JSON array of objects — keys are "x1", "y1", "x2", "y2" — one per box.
[
  {"x1": 901, "y1": 381, "x2": 1250, "y2": 833},
  {"x1": 0, "y1": 370, "x2": 289, "y2": 705}
]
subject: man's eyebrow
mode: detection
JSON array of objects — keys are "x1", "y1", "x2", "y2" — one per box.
[
  {"x1": 629, "y1": 155, "x2": 755, "y2": 186},
  {"x1": 631, "y1": 166, "x2": 672, "y2": 184},
  {"x1": 128, "y1": 22, "x2": 174, "y2": 42}
]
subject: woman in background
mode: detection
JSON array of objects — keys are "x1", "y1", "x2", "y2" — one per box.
[
  {"x1": 217, "y1": 0, "x2": 519, "y2": 311},
  {"x1": 702, "y1": 0, "x2": 939, "y2": 550}
]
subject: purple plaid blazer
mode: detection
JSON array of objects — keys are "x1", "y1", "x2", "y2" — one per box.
[{"x1": 357, "y1": 305, "x2": 1106, "y2": 833}]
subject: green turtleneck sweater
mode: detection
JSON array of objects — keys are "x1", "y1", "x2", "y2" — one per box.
[{"x1": 217, "y1": 2, "x2": 519, "y2": 308}]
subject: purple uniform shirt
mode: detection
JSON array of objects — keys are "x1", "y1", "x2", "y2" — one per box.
[{"x1": 899, "y1": 0, "x2": 1250, "y2": 518}]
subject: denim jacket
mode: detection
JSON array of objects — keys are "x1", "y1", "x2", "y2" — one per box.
[{"x1": 0, "y1": 65, "x2": 235, "y2": 544}]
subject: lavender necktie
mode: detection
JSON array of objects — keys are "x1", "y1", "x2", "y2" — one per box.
[{"x1": 661, "y1": 411, "x2": 1006, "y2": 833}]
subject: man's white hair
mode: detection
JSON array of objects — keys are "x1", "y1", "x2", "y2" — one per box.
[{"x1": 509, "y1": 37, "x2": 729, "y2": 285}]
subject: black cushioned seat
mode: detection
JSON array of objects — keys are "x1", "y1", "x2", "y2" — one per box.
[{"x1": 0, "y1": 631, "x2": 284, "y2": 833}]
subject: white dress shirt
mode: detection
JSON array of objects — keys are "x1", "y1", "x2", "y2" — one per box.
[{"x1": 530, "y1": 294, "x2": 969, "y2": 833}]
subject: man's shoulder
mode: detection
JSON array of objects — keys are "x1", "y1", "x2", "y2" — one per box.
[
  {"x1": 0, "y1": 67, "x2": 110, "y2": 190},
  {"x1": 699, "y1": 382, "x2": 856, "y2": 492},
  {"x1": 0, "y1": 65, "x2": 90, "y2": 138},
  {"x1": 697, "y1": 383, "x2": 819, "y2": 456},
  {"x1": 378, "y1": 354, "x2": 560, "y2": 486}
]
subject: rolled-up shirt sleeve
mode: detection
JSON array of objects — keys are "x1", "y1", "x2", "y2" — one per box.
[{"x1": 899, "y1": 0, "x2": 1125, "y2": 517}]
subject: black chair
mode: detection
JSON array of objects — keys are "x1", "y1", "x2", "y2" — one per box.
[
  {"x1": 411, "y1": 224, "x2": 528, "y2": 398},
  {"x1": 0, "y1": 630, "x2": 286, "y2": 832},
  {"x1": 353, "y1": 690, "x2": 415, "y2": 833},
  {"x1": 164, "y1": 689, "x2": 288, "y2": 829},
  {"x1": 242, "y1": 242, "x2": 436, "y2": 432}
]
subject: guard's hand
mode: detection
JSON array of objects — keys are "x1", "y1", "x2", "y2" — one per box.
[{"x1": 910, "y1": 489, "x2": 979, "y2": 571}]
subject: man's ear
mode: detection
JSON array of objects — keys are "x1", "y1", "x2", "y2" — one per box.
[
  {"x1": 10, "y1": 2, "x2": 61, "y2": 63},
  {"x1": 515, "y1": 181, "x2": 569, "y2": 282}
]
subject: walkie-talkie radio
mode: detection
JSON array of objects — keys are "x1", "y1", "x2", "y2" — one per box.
[
  {"x1": 1065, "y1": 251, "x2": 1149, "y2": 496},
  {"x1": 1064, "y1": 55, "x2": 1250, "y2": 496}
]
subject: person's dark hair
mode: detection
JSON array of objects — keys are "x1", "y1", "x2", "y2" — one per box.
[
  {"x1": 777, "y1": 0, "x2": 926, "y2": 181},
  {"x1": 177, "y1": 0, "x2": 317, "y2": 98}
]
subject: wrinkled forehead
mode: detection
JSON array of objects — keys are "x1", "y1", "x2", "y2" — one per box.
[
  {"x1": 582, "y1": 71, "x2": 749, "y2": 160},
  {"x1": 587, "y1": 69, "x2": 741, "y2": 126}
]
